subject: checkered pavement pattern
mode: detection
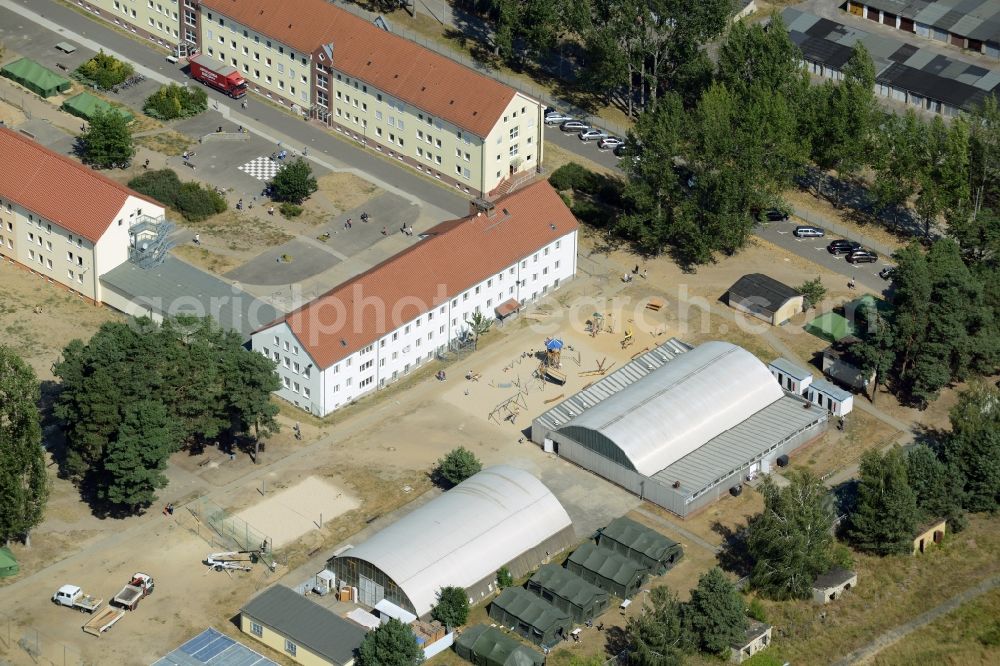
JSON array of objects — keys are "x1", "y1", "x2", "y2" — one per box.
[{"x1": 238, "y1": 156, "x2": 282, "y2": 181}]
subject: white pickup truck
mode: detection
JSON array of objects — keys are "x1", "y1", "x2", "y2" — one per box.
[{"x1": 52, "y1": 585, "x2": 103, "y2": 613}]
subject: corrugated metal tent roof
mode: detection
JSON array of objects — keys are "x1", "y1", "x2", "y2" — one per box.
[
  {"x1": 533, "y1": 338, "x2": 692, "y2": 436},
  {"x1": 557, "y1": 342, "x2": 783, "y2": 476},
  {"x1": 336, "y1": 466, "x2": 572, "y2": 617}
]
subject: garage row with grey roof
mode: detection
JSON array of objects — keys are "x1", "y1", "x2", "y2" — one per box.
[
  {"x1": 783, "y1": 7, "x2": 1000, "y2": 116},
  {"x1": 845, "y1": 0, "x2": 1000, "y2": 58}
]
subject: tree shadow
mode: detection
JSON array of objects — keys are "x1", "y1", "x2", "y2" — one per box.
[
  {"x1": 604, "y1": 625, "x2": 629, "y2": 658},
  {"x1": 712, "y1": 520, "x2": 753, "y2": 578}
]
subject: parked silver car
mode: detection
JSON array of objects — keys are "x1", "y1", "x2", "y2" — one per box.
[
  {"x1": 560, "y1": 120, "x2": 589, "y2": 132},
  {"x1": 579, "y1": 129, "x2": 609, "y2": 142},
  {"x1": 598, "y1": 136, "x2": 624, "y2": 150},
  {"x1": 544, "y1": 112, "x2": 574, "y2": 125}
]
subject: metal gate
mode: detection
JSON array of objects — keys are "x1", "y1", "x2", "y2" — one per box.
[{"x1": 358, "y1": 575, "x2": 385, "y2": 607}]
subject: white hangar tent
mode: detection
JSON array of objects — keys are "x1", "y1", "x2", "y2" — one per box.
[
  {"x1": 532, "y1": 340, "x2": 829, "y2": 517},
  {"x1": 327, "y1": 466, "x2": 575, "y2": 617}
]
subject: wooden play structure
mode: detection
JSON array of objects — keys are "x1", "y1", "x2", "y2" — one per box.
[
  {"x1": 537, "y1": 338, "x2": 568, "y2": 385},
  {"x1": 587, "y1": 312, "x2": 605, "y2": 337},
  {"x1": 488, "y1": 392, "x2": 529, "y2": 426},
  {"x1": 646, "y1": 297, "x2": 664, "y2": 312},
  {"x1": 621, "y1": 322, "x2": 634, "y2": 350},
  {"x1": 580, "y1": 357, "x2": 616, "y2": 377}
]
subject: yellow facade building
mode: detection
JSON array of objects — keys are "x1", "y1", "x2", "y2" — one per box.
[{"x1": 70, "y1": 0, "x2": 198, "y2": 52}]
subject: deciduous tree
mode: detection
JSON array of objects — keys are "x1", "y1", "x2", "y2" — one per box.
[
  {"x1": 436, "y1": 447, "x2": 482, "y2": 487},
  {"x1": 79, "y1": 108, "x2": 134, "y2": 169},
  {"x1": 0, "y1": 346, "x2": 48, "y2": 546},
  {"x1": 357, "y1": 618, "x2": 422, "y2": 666},
  {"x1": 270, "y1": 158, "x2": 318, "y2": 205},
  {"x1": 432, "y1": 586, "x2": 470, "y2": 628}
]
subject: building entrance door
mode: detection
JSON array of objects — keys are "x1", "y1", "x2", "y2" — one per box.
[{"x1": 358, "y1": 575, "x2": 385, "y2": 607}]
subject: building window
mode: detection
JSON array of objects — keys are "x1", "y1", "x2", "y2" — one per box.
[
  {"x1": 509, "y1": 127, "x2": 519, "y2": 140},
  {"x1": 285, "y1": 640, "x2": 297, "y2": 656},
  {"x1": 250, "y1": 622, "x2": 262, "y2": 637}
]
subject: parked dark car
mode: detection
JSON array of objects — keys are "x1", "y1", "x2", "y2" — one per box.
[
  {"x1": 846, "y1": 249, "x2": 878, "y2": 264},
  {"x1": 613, "y1": 143, "x2": 626, "y2": 157},
  {"x1": 828, "y1": 239, "x2": 862, "y2": 255},
  {"x1": 765, "y1": 209, "x2": 789, "y2": 221},
  {"x1": 794, "y1": 226, "x2": 825, "y2": 238},
  {"x1": 878, "y1": 266, "x2": 894, "y2": 280}
]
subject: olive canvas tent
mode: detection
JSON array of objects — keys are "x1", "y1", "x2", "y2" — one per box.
[
  {"x1": 566, "y1": 543, "x2": 647, "y2": 599},
  {"x1": 488, "y1": 587, "x2": 571, "y2": 649},
  {"x1": 526, "y1": 564, "x2": 609, "y2": 623},
  {"x1": 454, "y1": 625, "x2": 544, "y2": 666},
  {"x1": 598, "y1": 516, "x2": 683, "y2": 575},
  {"x1": 1, "y1": 58, "x2": 71, "y2": 97},
  {"x1": 61, "y1": 92, "x2": 134, "y2": 123},
  {"x1": 0, "y1": 547, "x2": 19, "y2": 578}
]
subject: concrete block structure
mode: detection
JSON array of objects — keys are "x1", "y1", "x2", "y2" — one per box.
[
  {"x1": 251, "y1": 181, "x2": 577, "y2": 416},
  {"x1": 812, "y1": 567, "x2": 858, "y2": 604},
  {"x1": 730, "y1": 620, "x2": 772, "y2": 663},
  {"x1": 913, "y1": 518, "x2": 947, "y2": 555},
  {"x1": 0, "y1": 128, "x2": 167, "y2": 305},
  {"x1": 198, "y1": 0, "x2": 543, "y2": 197}
]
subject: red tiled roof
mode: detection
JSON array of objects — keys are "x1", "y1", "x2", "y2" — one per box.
[
  {"x1": 200, "y1": 0, "x2": 519, "y2": 137},
  {"x1": 272, "y1": 181, "x2": 578, "y2": 369},
  {"x1": 0, "y1": 128, "x2": 154, "y2": 243}
]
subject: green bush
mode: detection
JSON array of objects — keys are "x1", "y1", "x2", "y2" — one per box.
[
  {"x1": 279, "y1": 202, "x2": 303, "y2": 218},
  {"x1": 143, "y1": 84, "x2": 209, "y2": 120},
  {"x1": 127, "y1": 169, "x2": 226, "y2": 222},
  {"x1": 742, "y1": 650, "x2": 785, "y2": 666},
  {"x1": 571, "y1": 199, "x2": 604, "y2": 227},
  {"x1": 549, "y1": 162, "x2": 597, "y2": 192},
  {"x1": 128, "y1": 169, "x2": 182, "y2": 206},
  {"x1": 175, "y1": 182, "x2": 226, "y2": 222},
  {"x1": 746, "y1": 597, "x2": 767, "y2": 623},
  {"x1": 73, "y1": 50, "x2": 134, "y2": 90}
]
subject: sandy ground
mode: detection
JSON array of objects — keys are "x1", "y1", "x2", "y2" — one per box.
[{"x1": 235, "y1": 476, "x2": 360, "y2": 548}]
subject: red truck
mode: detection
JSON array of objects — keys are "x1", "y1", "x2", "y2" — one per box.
[{"x1": 188, "y1": 54, "x2": 247, "y2": 99}]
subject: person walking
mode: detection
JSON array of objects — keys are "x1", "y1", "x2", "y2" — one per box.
[{"x1": 193, "y1": 233, "x2": 200, "y2": 245}]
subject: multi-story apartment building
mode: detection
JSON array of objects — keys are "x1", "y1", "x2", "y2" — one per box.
[
  {"x1": 71, "y1": 0, "x2": 200, "y2": 53},
  {"x1": 0, "y1": 128, "x2": 167, "y2": 305},
  {"x1": 198, "y1": 0, "x2": 544, "y2": 197},
  {"x1": 251, "y1": 181, "x2": 578, "y2": 416}
]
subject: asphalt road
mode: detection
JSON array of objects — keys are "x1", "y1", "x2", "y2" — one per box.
[
  {"x1": 0, "y1": 0, "x2": 470, "y2": 217},
  {"x1": 756, "y1": 218, "x2": 891, "y2": 293},
  {"x1": 4, "y1": 0, "x2": 892, "y2": 292}
]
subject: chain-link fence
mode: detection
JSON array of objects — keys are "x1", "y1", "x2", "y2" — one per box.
[
  {"x1": 188, "y1": 498, "x2": 275, "y2": 571},
  {"x1": 0, "y1": 612, "x2": 88, "y2": 666}
]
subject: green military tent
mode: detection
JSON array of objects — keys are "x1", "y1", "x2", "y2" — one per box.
[
  {"x1": 488, "y1": 587, "x2": 571, "y2": 649},
  {"x1": 804, "y1": 312, "x2": 854, "y2": 343},
  {"x1": 566, "y1": 543, "x2": 647, "y2": 599},
  {"x1": 61, "y1": 92, "x2": 134, "y2": 123},
  {"x1": 0, "y1": 547, "x2": 19, "y2": 578},
  {"x1": 526, "y1": 564, "x2": 610, "y2": 623},
  {"x1": 1, "y1": 58, "x2": 71, "y2": 97},
  {"x1": 598, "y1": 516, "x2": 683, "y2": 575},
  {"x1": 454, "y1": 625, "x2": 544, "y2": 666}
]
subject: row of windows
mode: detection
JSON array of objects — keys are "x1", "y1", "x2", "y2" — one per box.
[{"x1": 281, "y1": 375, "x2": 310, "y2": 398}]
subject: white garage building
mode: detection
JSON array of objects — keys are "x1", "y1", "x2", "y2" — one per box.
[
  {"x1": 326, "y1": 466, "x2": 575, "y2": 617},
  {"x1": 251, "y1": 181, "x2": 578, "y2": 416},
  {"x1": 532, "y1": 340, "x2": 829, "y2": 517}
]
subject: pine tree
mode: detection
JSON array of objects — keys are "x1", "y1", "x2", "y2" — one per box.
[
  {"x1": 848, "y1": 448, "x2": 919, "y2": 555},
  {"x1": 940, "y1": 383, "x2": 1000, "y2": 512},
  {"x1": 906, "y1": 444, "x2": 965, "y2": 531},
  {"x1": 0, "y1": 346, "x2": 49, "y2": 545},
  {"x1": 100, "y1": 400, "x2": 180, "y2": 512},
  {"x1": 683, "y1": 567, "x2": 747, "y2": 656},
  {"x1": 627, "y1": 586, "x2": 687, "y2": 666}
]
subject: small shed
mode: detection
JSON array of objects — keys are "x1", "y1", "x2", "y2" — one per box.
[
  {"x1": 730, "y1": 619, "x2": 771, "y2": 664},
  {"x1": 598, "y1": 516, "x2": 683, "y2": 575},
  {"x1": 454, "y1": 625, "x2": 544, "y2": 666},
  {"x1": 62, "y1": 92, "x2": 134, "y2": 123},
  {"x1": 526, "y1": 564, "x2": 610, "y2": 623},
  {"x1": 811, "y1": 567, "x2": 857, "y2": 604},
  {"x1": 1, "y1": 58, "x2": 71, "y2": 97},
  {"x1": 913, "y1": 518, "x2": 946, "y2": 555},
  {"x1": 807, "y1": 378, "x2": 853, "y2": 417},
  {"x1": 768, "y1": 357, "x2": 814, "y2": 395},
  {"x1": 566, "y1": 543, "x2": 647, "y2": 599},
  {"x1": 0, "y1": 547, "x2": 19, "y2": 578},
  {"x1": 822, "y1": 336, "x2": 873, "y2": 392},
  {"x1": 726, "y1": 274, "x2": 804, "y2": 325},
  {"x1": 488, "y1": 587, "x2": 571, "y2": 648}
]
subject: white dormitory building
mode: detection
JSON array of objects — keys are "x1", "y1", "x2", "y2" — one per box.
[
  {"x1": 197, "y1": 0, "x2": 544, "y2": 198},
  {"x1": 0, "y1": 128, "x2": 166, "y2": 305},
  {"x1": 251, "y1": 181, "x2": 578, "y2": 416}
]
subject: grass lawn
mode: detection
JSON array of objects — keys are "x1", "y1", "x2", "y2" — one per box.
[
  {"x1": 873, "y1": 587, "x2": 1000, "y2": 665},
  {"x1": 757, "y1": 515, "x2": 1000, "y2": 664}
]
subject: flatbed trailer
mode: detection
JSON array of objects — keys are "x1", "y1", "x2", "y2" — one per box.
[{"x1": 82, "y1": 607, "x2": 125, "y2": 636}]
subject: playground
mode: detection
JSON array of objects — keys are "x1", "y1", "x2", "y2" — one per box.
[{"x1": 441, "y1": 294, "x2": 675, "y2": 434}]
